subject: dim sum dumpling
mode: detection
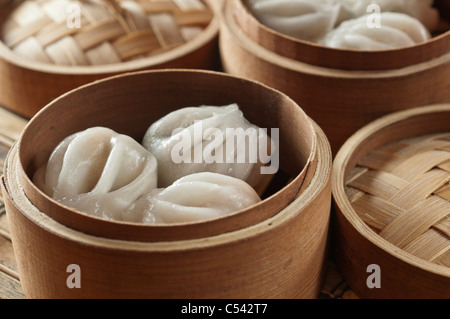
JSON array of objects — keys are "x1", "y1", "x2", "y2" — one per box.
[
  {"x1": 337, "y1": 0, "x2": 439, "y2": 31},
  {"x1": 248, "y1": 0, "x2": 341, "y2": 42},
  {"x1": 142, "y1": 103, "x2": 275, "y2": 188},
  {"x1": 320, "y1": 12, "x2": 431, "y2": 50},
  {"x1": 124, "y1": 172, "x2": 262, "y2": 224},
  {"x1": 34, "y1": 127, "x2": 158, "y2": 221}
]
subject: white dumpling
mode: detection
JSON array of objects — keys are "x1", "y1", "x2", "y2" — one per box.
[
  {"x1": 248, "y1": 0, "x2": 341, "y2": 42},
  {"x1": 320, "y1": 12, "x2": 431, "y2": 50},
  {"x1": 337, "y1": 0, "x2": 440, "y2": 31},
  {"x1": 142, "y1": 104, "x2": 274, "y2": 188},
  {"x1": 34, "y1": 127, "x2": 158, "y2": 221},
  {"x1": 124, "y1": 172, "x2": 262, "y2": 224}
]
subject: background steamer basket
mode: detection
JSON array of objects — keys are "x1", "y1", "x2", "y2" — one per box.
[
  {"x1": 0, "y1": 0, "x2": 221, "y2": 119},
  {"x1": 1, "y1": 69, "x2": 332, "y2": 299},
  {"x1": 332, "y1": 104, "x2": 450, "y2": 299},
  {"x1": 220, "y1": 0, "x2": 450, "y2": 155}
]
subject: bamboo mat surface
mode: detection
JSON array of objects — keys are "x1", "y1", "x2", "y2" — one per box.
[
  {"x1": 0, "y1": 105, "x2": 357, "y2": 299},
  {"x1": 0, "y1": 106, "x2": 27, "y2": 299}
]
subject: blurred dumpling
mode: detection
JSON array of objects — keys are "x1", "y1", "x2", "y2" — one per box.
[
  {"x1": 124, "y1": 172, "x2": 262, "y2": 224},
  {"x1": 247, "y1": 0, "x2": 439, "y2": 45},
  {"x1": 142, "y1": 103, "x2": 275, "y2": 188},
  {"x1": 247, "y1": 0, "x2": 341, "y2": 42},
  {"x1": 34, "y1": 126, "x2": 158, "y2": 221},
  {"x1": 337, "y1": 0, "x2": 440, "y2": 32},
  {"x1": 319, "y1": 12, "x2": 431, "y2": 50}
]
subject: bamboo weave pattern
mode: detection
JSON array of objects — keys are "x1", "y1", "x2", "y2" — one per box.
[
  {"x1": 345, "y1": 132, "x2": 450, "y2": 267},
  {"x1": 1, "y1": 0, "x2": 212, "y2": 65}
]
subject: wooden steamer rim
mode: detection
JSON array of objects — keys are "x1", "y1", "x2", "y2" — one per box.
[
  {"x1": 14, "y1": 69, "x2": 318, "y2": 242},
  {"x1": 233, "y1": 0, "x2": 450, "y2": 71},
  {"x1": 0, "y1": 0, "x2": 220, "y2": 74},
  {"x1": 332, "y1": 104, "x2": 450, "y2": 299}
]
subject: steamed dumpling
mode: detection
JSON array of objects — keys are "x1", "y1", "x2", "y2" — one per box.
[
  {"x1": 142, "y1": 104, "x2": 274, "y2": 188},
  {"x1": 248, "y1": 0, "x2": 341, "y2": 42},
  {"x1": 248, "y1": 0, "x2": 440, "y2": 46},
  {"x1": 124, "y1": 172, "x2": 262, "y2": 224},
  {"x1": 34, "y1": 127, "x2": 158, "y2": 221},
  {"x1": 320, "y1": 12, "x2": 431, "y2": 50},
  {"x1": 337, "y1": 0, "x2": 440, "y2": 31}
]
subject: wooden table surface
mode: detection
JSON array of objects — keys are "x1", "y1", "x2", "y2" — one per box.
[{"x1": 0, "y1": 106, "x2": 359, "y2": 299}]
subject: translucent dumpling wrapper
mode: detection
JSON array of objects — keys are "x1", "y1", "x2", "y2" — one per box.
[
  {"x1": 336, "y1": 0, "x2": 440, "y2": 32},
  {"x1": 124, "y1": 172, "x2": 262, "y2": 224},
  {"x1": 247, "y1": 0, "x2": 341, "y2": 42},
  {"x1": 142, "y1": 103, "x2": 277, "y2": 189},
  {"x1": 319, "y1": 12, "x2": 431, "y2": 50},
  {"x1": 247, "y1": 0, "x2": 439, "y2": 44},
  {"x1": 33, "y1": 126, "x2": 158, "y2": 221}
]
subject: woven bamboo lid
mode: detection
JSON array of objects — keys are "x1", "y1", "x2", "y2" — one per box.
[
  {"x1": 332, "y1": 104, "x2": 450, "y2": 298},
  {"x1": 345, "y1": 133, "x2": 450, "y2": 267},
  {"x1": 1, "y1": 0, "x2": 213, "y2": 66}
]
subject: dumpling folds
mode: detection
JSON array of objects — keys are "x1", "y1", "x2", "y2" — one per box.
[
  {"x1": 320, "y1": 12, "x2": 431, "y2": 50},
  {"x1": 248, "y1": 0, "x2": 439, "y2": 45},
  {"x1": 142, "y1": 103, "x2": 275, "y2": 188},
  {"x1": 337, "y1": 0, "x2": 439, "y2": 32},
  {"x1": 248, "y1": 0, "x2": 341, "y2": 42},
  {"x1": 124, "y1": 172, "x2": 262, "y2": 224},
  {"x1": 34, "y1": 127, "x2": 158, "y2": 221}
]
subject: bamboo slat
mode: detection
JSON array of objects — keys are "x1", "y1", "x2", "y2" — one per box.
[
  {"x1": 332, "y1": 104, "x2": 450, "y2": 299},
  {"x1": 0, "y1": 0, "x2": 221, "y2": 119},
  {"x1": 0, "y1": 106, "x2": 26, "y2": 299},
  {"x1": 0, "y1": 271, "x2": 23, "y2": 299},
  {"x1": 2, "y1": 0, "x2": 213, "y2": 66},
  {"x1": 347, "y1": 133, "x2": 450, "y2": 264}
]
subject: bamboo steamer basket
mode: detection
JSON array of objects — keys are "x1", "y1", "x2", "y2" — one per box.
[
  {"x1": 220, "y1": 0, "x2": 450, "y2": 155},
  {"x1": 1, "y1": 69, "x2": 332, "y2": 298},
  {"x1": 0, "y1": 0, "x2": 221, "y2": 119},
  {"x1": 12, "y1": 69, "x2": 319, "y2": 243},
  {"x1": 332, "y1": 104, "x2": 450, "y2": 299}
]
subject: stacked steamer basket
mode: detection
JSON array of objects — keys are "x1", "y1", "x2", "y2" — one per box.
[
  {"x1": 1, "y1": 69, "x2": 332, "y2": 298},
  {"x1": 219, "y1": 0, "x2": 450, "y2": 155},
  {"x1": 333, "y1": 105, "x2": 450, "y2": 298},
  {"x1": 0, "y1": 0, "x2": 220, "y2": 118}
]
